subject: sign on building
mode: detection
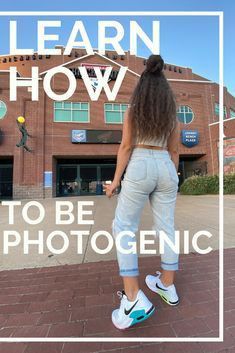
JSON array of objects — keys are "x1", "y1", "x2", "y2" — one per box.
[
  {"x1": 71, "y1": 129, "x2": 122, "y2": 144},
  {"x1": 181, "y1": 130, "x2": 199, "y2": 147}
]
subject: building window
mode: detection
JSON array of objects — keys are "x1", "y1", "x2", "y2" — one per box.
[
  {"x1": 230, "y1": 109, "x2": 235, "y2": 119},
  {"x1": 177, "y1": 105, "x2": 194, "y2": 124},
  {"x1": 104, "y1": 103, "x2": 129, "y2": 124},
  {"x1": 214, "y1": 103, "x2": 227, "y2": 118},
  {"x1": 54, "y1": 102, "x2": 89, "y2": 123},
  {"x1": 0, "y1": 101, "x2": 7, "y2": 120}
]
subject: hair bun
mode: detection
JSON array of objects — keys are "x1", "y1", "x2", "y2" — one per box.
[{"x1": 146, "y1": 55, "x2": 164, "y2": 74}]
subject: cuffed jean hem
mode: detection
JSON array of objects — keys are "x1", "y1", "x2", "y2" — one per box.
[
  {"x1": 161, "y1": 261, "x2": 179, "y2": 271},
  {"x1": 119, "y1": 269, "x2": 139, "y2": 277}
]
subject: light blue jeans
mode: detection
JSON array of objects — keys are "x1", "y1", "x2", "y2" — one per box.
[{"x1": 112, "y1": 147, "x2": 179, "y2": 277}]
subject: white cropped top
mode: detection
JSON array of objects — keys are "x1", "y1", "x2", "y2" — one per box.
[
  {"x1": 134, "y1": 123, "x2": 176, "y2": 149},
  {"x1": 135, "y1": 136, "x2": 168, "y2": 149}
]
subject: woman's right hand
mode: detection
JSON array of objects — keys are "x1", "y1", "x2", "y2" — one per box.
[{"x1": 104, "y1": 180, "x2": 120, "y2": 198}]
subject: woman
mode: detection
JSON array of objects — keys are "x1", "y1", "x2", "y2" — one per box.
[{"x1": 105, "y1": 54, "x2": 180, "y2": 330}]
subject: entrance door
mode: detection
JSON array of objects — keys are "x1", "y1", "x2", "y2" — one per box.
[
  {"x1": 100, "y1": 165, "x2": 116, "y2": 185},
  {"x1": 178, "y1": 158, "x2": 207, "y2": 186},
  {"x1": 57, "y1": 166, "x2": 78, "y2": 196},
  {"x1": 0, "y1": 163, "x2": 13, "y2": 199},
  {"x1": 79, "y1": 166, "x2": 97, "y2": 195},
  {"x1": 56, "y1": 161, "x2": 117, "y2": 196},
  {"x1": 178, "y1": 161, "x2": 185, "y2": 187}
]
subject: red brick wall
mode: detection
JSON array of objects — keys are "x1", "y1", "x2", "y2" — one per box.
[{"x1": 0, "y1": 51, "x2": 235, "y2": 198}]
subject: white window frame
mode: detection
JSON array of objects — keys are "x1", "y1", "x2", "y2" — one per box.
[
  {"x1": 104, "y1": 103, "x2": 129, "y2": 124},
  {"x1": 230, "y1": 108, "x2": 235, "y2": 119},
  {"x1": 0, "y1": 100, "x2": 7, "y2": 120},
  {"x1": 177, "y1": 105, "x2": 194, "y2": 124},
  {"x1": 54, "y1": 101, "x2": 90, "y2": 123},
  {"x1": 215, "y1": 103, "x2": 227, "y2": 118}
]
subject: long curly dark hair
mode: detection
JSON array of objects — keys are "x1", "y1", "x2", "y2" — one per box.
[{"x1": 129, "y1": 54, "x2": 177, "y2": 144}]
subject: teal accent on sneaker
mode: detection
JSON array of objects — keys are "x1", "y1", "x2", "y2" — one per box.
[
  {"x1": 112, "y1": 289, "x2": 155, "y2": 330},
  {"x1": 129, "y1": 306, "x2": 155, "y2": 327}
]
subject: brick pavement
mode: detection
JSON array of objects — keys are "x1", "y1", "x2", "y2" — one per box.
[{"x1": 0, "y1": 248, "x2": 234, "y2": 353}]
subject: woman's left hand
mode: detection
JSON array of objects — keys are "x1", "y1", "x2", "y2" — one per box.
[{"x1": 104, "y1": 180, "x2": 120, "y2": 198}]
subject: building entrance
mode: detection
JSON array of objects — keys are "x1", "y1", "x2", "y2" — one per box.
[
  {"x1": 56, "y1": 158, "x2": 116, "y2": 196},
  {"x1": 178, "y1": 156, "x2": 207, "y2": 187},
  {"x1": 0, "y1": 158, "x2": 13, "y2": 199}
]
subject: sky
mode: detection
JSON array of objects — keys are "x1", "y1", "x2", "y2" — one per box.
[{"x1": 0, "y1": 0, "x2": 234, "y2": 96}]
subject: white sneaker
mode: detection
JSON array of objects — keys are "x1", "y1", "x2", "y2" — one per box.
[
  {"x1": 145, "y1": 271, "x2": 179, "y2": 306},
  {"x1": 112, "y1": 289, "x2": 155, "y2": 330}
]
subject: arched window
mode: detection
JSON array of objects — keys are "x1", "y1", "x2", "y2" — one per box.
[
  {"x1": 177, "y1": 105, "x2": 194, "y2": 124},
  {"x1": 0, "y1": 101, "x2": 7, "y2": 120}
]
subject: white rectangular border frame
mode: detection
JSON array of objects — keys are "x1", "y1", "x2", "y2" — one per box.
[{"x1": 0, "y1": 11, "x2": 223, "y2": 343}]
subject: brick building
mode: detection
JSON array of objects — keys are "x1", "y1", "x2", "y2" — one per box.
[{"x1": 0, "y1": 48, "x2": 235, "y2": 199}]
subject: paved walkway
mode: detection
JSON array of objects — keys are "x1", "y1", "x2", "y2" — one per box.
[
  {"x1": 0, "y1": 194, "x2": 234, "y2": 270},
  {"x1": 0, "y1": 248, "x2": 234, "y2": 352}
]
